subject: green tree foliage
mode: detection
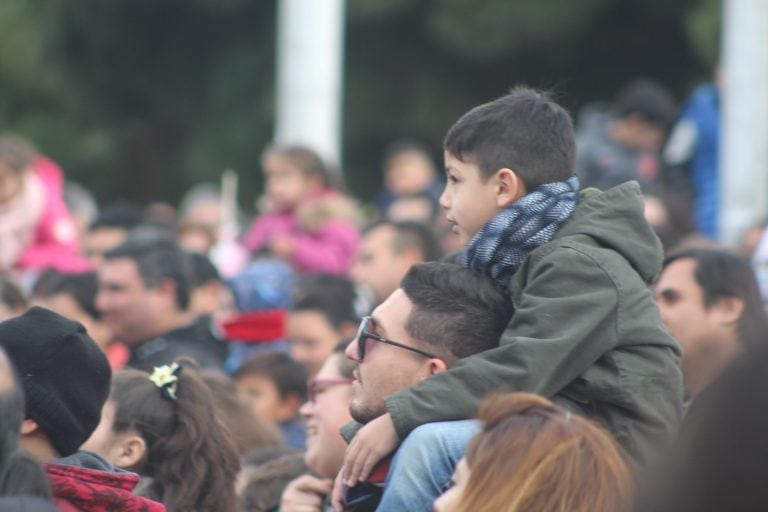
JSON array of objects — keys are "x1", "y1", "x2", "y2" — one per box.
[{"x1": 0, "y1": 0, "x2": 719, "y2": 207}]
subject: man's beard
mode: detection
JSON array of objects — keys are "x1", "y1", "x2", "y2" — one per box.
[{"x1": 349, "y1": 393, "x2": 387, "y2": 425}]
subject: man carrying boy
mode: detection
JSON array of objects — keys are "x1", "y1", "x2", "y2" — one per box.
[{"x1": 340, "y1": 86, "x2": 683, "y2": 510}]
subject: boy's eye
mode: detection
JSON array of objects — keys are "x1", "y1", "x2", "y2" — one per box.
[{"x1": 447, "y1": 174, "x2": 459, "y2": 183}]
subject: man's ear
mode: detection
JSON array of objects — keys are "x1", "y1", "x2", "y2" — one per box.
[
  {"x1": 423, "y1": 357, "x2": 449, "y2": 378},
  {"x1": 495, "y1": 168, "x2": 526, "y2": 208},
  {"x1": 712, "y1": 296, "x2": 745, "y2": 327},
  {"x1": 112, "y1": 433, "x2": 147, "y2": 470}
]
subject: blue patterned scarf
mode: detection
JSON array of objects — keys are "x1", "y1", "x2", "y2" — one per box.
[{"x1": 461, "y1": 176, "x2": 580, "y2": 287}]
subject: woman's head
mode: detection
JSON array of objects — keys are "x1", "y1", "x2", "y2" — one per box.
[
  {"x1": 434, "y1": 393, "x2": 634, "y2": 512},
  {"x1": 82, "y1": 359, "x2": 240, "y2": 512},
  {"x1": 299, "y1": 340, "x2": 355, "y2": 478},
  {"x1": 261, "y1": 144, "x2": 336, "y2": 210}
]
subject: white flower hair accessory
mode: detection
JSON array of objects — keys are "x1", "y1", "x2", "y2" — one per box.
[{"x1": 149, "y1": 362, "x2": 182, "y2": 401}]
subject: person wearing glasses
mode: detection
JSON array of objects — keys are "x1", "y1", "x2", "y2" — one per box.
[
  {"x1": 337, "y1": 261, "x2": 512, "y2": 511},
  {"x1": 279, "y1": 340, "x2": 355, "y2": 512}
]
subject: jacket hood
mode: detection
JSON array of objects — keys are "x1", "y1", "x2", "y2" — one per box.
[
  {"x1": 45, "y1": 452, "x2": 165, "y2": 512},
  {"x1": 555, "y1": 181, "x2": 662, "y2": 284}
]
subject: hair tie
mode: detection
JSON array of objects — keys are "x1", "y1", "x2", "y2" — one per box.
[{"x1": 149, "y1": 363, "x2": 182, "y2": 401}]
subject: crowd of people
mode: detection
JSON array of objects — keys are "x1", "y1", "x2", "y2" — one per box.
[{"x1": 0, "y1": 78, "x2": 767, "y2": 512}]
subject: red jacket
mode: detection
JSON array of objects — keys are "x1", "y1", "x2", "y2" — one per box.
[{"x1": 45, "y1": 453, "x2": 165, "y2": 512}]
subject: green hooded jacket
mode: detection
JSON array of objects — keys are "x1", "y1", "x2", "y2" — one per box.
[{"x1": 380, "y1": 181, "x2": 683, "y2": 465}]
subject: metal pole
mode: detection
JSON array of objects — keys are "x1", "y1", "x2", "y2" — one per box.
[
  {"x1": 719, "y1": 0, "x2": 768, "y2": 246},
  {"x1": 275, "y1": 0, "x2": 345, "y2": 168}
]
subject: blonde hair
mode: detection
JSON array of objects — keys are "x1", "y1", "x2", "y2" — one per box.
[{"x1": 456, "y1": 392, "x2": 634, "y2": 512}]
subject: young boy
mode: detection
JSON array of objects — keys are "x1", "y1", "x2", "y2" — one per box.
[
  {"x1": 234, "y1": 351, "x2": 309, "y2": 450},
  {"x1": 341, "y1": 86, "x2": 683, "y2": 508}
]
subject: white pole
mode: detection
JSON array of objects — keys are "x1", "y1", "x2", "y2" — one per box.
[
  {"x1": 275, "y1": 0, "x2": 345, "y2": 168},
  {"x1": 719, "y1": 0, "x2": 768, "y2": 246}
]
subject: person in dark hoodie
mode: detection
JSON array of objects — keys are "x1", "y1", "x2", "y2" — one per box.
[
  {"x1": 0, "y1": 306, "x2": 165, "y2": 512},
  {"x1": 96, "y1": 237, "x2": 228, "y2": 372}
]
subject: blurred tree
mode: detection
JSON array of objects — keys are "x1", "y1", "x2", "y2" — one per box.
[{"x1": 0, "y1": 0, "x2": 719, "y2": 210}]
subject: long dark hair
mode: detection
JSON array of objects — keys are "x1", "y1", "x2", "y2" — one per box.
[{"x1": 111, "y1": 358, "x2": 240, "y2": 512}]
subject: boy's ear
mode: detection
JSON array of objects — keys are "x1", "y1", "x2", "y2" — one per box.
[{"x1": 495, "y1": 168, "x2": 526, "y2": 208}]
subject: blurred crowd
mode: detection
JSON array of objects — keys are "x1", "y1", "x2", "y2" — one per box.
[{"x1": 0, "y1": 76, "x2": 767, "y2": 512}]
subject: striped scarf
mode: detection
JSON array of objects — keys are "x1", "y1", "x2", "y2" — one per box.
[{"x1": 461, "y1": 177, "x2": 580, "y2": 287}]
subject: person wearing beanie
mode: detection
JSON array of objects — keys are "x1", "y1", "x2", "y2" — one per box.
[{"x1": 0, "y1": 307, "x2": 166, "y2": 512}]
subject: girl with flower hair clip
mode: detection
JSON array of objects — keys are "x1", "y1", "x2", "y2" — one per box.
[{"x1": 82, "y1": 357, "x2": 240, "y2": 512}]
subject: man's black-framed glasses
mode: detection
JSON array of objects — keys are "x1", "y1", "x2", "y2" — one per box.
[{"x1": 356, "y1": 316, "x2": 437, "y2": 362}]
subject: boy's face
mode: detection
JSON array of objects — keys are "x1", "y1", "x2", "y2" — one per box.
[
  {"x1": 235, "y1": 374, "x2": 297, "y2": 424},
  {"x1": 440, "y1": 151, "x2": 502, "y2": 246}
]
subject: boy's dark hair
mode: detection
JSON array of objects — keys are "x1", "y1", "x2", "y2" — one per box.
[
  {"x1": 292, "y1": 275, "x2": 360, "y2": 329},
  {"x1": 32, "y1": 271, "x2": 100, "y2": 320},
  {"x1": 401, "y1": 262, "x2": 513, "y2": 361},
  {"x1": 615, "y1": 78, "x2": 676, "y2": 129},
  {"x1": 111, "y1": 359, "x2": 240, "y2": 512},
  {"x1": 444, "y1": 86, "x2": 576, "y2": 190},
  {"x1": 233, "y1": 351, "x2": 309, "y2": 402},
  {"x1": 105, "y1": 238, "x2": 192, "y2": 310},
  {"x1": 664, "y1": 248, "x2": 768, "y2": 351}
]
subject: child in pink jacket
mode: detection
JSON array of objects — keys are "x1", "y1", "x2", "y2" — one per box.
[
  {"x1": 0, "y1": 134, "x2": 88, "y2": 275},
  {"x1": 242, "y1": 144, "x2": 360, "y2": 276}
]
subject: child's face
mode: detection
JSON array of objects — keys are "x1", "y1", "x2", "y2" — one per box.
[
  {"x1": 235, "y1": 374, "x2": 297, "y2": 424},
  {"x1": 440, "y1": 151, "x2": 502, "y2": 246},
  {"x1": 0, "y1": 162, "x2": 23, "y2": 205},
  {"x1": 262, "y1": 152, "x2": 317, "y2": 210}
]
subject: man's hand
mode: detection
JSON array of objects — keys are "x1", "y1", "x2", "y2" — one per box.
[
  {"x1": 343, "y1": 413, "x2": 399, "y2": 486},
  {"x1": 280, "y1": 474, "x2": 333, "y2": 512}
]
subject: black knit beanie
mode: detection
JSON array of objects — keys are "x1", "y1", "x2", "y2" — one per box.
[{"x1": 0, "y1": 307, "x2": 111, "y2": 457}]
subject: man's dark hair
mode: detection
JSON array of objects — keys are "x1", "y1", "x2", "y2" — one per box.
[
  {"x1": 187, "y1": 252, "x2": 221, "y2": 288},
  {"x1": 665, "y1": 248, "x2": 768, "y2": 351},
  {"x1": 234, "y1": 351, "x2": 308, "y2": 402},
  {"x1": 401, "y1": 262, "x2": 513, "y2": 361},
  {"x1": 615, "y1": 78, "x2": 676, "y2": 129},
  {"x1": 89, "y1": 201, "x2": 143, "y2": 231},
  {"x1": 105, "y1": 238, "x2": 192, "y2": 310},
  {"x1": 365, "y1": 220, "x2": 443, "y2": 263},
  {"x1": 292, "y1": 275, "x2": 360, "y2": 329},
  {"x1": 33, "y1": 271, "x2": 100, "y2": 320},
  {"x1": 444, "y1": 86, "x2": 576, "y2": 189}
]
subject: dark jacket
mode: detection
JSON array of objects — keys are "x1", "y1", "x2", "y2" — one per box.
[
  {"x1": 45, "y1": 451, "x2": 165, "y2": 512},
  {"x1": 382, "y1": 182, "x2": 683, "y2": 465},
  {"x1": 128, "y1": 315, "x2": 228, "y2": 372}
]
